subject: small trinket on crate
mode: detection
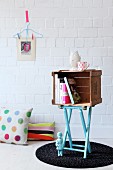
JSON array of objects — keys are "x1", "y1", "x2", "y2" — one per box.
[
  {"x1": 68, "y1": 78, "x2": 81, "y2": 103},
  {"x1": 55, "y1": 132, "x2": 63, "y2": 156},
  {"x1": 70, "y1": 51, "x2": 81, "y2": 71}
]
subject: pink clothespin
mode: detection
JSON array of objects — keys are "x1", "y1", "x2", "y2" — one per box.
[{"x1": 32, "y1": 33, "x2": 34, "y2": 40}]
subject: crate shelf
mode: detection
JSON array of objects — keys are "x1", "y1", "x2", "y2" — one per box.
[{"x1": 52, "y1": 69, "x2": 102, "y2": 107}]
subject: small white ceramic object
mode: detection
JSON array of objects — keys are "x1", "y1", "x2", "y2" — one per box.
[{"x1": 70, "y1": 51, "x2": 81, "y2": 71}]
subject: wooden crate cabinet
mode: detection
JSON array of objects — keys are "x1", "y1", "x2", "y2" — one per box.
[{"x1": 52, "y1": 69, "x2": 102, "y2": 107}]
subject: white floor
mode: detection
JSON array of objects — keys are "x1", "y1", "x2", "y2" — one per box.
[{"x1": 0, "y1": 139, "x2": 113, "y2": 170}]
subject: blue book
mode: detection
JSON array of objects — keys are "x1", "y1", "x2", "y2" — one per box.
[{"x1": 64, "y1": 77, "x2": 74, "y2": 104}]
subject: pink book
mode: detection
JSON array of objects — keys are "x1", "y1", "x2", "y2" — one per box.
[{"x1": 62, "y1": 83, "x2": 71, "y2": 104}]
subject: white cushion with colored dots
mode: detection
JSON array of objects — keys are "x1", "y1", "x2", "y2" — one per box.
[{"x1": 0, "y1": 108, "x2": 33, "y2": 145}]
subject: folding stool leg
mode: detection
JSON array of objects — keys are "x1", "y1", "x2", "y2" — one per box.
[
  {"x1": 63, "y1": 108, "x2": 72, "y2": 148},
  {"x1": 84, "y1": 107, "x2": 92, "y2": 158},
  {"x1": 79, "y1": 108, "x2": 91, "y2": 154}
]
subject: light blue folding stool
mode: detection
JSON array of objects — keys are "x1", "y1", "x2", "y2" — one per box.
[{"x1": 59, "y1": 105, "x2": 92, "y2": 159}]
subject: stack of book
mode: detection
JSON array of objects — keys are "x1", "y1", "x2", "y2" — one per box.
[{"x1": 55, "y1": 76, "x2": 81, "y2": 105}]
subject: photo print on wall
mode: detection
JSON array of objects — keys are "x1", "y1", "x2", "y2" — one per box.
[
  {"x1": 21, "y1": 41, "x2": 31, "y2": 55},
  {"x1": 17, "y1": 37, "x2": 36, "y2": 61}
]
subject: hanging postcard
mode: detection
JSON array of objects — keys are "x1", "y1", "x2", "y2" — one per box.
[{"x1": 17, "y1": 37, "x2": 36, "y2": 61}]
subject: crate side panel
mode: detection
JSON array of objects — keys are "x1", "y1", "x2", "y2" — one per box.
[
  {"x1": 91, "y1": 76, "x2": 102, "y2": 106},
  {"x1": 91, "y1": 70, "x2": 102, "y2": 76}
]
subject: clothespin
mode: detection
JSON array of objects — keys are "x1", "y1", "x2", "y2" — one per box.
[
  {"x1": 32, "y1": 33, "x2": 34, "y2": 40},
  {"x1": 17, "y1": 33, "x2": 20, "y2": 39}
]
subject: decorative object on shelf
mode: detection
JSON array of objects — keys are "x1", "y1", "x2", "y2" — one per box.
[
  {"x1": 55, "y1": 132, "x2": 63, "y2": 156},
  {"x1": 68, "y1": 78, "x2": 81, "y2": 103},
  {"x1": 77, "y1": 61, "x2": 90, "y2": 71},
  {"x1": 70, "y1": 51, "x2": 81, "y2": 71},
  {"x1": 13, "y1": 10, "x2": 43, "y2": 61}
]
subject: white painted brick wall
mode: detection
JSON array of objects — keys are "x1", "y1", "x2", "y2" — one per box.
[
  {"x1": 0, "y1": 0, "x2": 113, "y2": 140},
  {"x1": 75, "y1": 19, "x2": 92, "y2": 28},
  {"x1": 59, "y1": 28, "x2": 78, "y2": 37},
  {"x1": 78, "y1": 28, "x2": 97, "y2": 37},
  {"x1": 56, "y1": 38, "x2": 65, "y2": 47},
  {"x1": 73, "y1": 0, "x2": 83, "y2": 7},
  {"x1": 93, "y1": 0, "x2": 103, "y2": 7},
  {"x1": 89, "y1": 8, "x2": 108, "y2": 18},
  {"x1": 54, "y1": 19, "x2": 64, "y2": 28},
  {"x1": 70, "y1": 8, "x2": 89, "y2": 18},
  {"x1": 93, "y1": 18, "x2": 103, "y2": 28}
]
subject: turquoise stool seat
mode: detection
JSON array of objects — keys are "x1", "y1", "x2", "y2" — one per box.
[{"x1": 60, "y1": 106, "x2": 92, "y2": 159}]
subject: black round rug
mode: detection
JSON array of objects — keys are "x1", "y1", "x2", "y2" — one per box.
[{"x1": 35, "y1": 141, "x2": 113, "y2": 168}]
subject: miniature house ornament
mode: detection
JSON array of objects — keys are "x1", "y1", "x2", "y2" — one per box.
[{"x1": 70, "y1": 51, "x2": 81, "y2": 71}]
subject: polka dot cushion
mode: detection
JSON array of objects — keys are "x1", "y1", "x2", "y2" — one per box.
[{"x1": 0, "y1": 108, "x2": 33, "y2": 145}]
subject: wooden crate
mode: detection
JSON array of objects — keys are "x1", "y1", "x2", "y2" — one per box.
[{"x1": 52, "y1": 69, "x2": 102, "y2": 107}]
